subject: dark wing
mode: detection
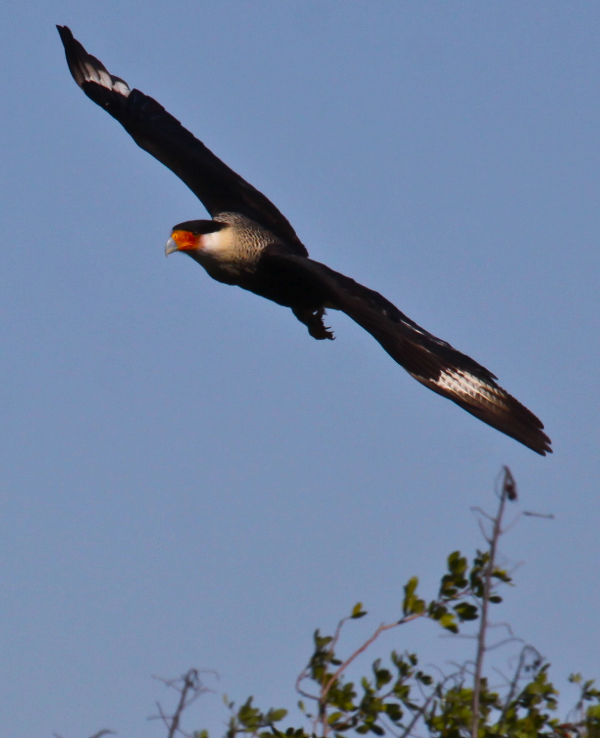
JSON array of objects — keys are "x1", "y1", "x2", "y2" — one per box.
[
  {"x1": 56, "y1": 26, "x2": 307, "y2": 255},
  {"x1": 262, "y1": 253, "x2": 552, "y2": 455}
]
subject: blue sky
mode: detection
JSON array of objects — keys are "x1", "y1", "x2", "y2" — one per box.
[{"x1": 1, "y1": 2, "x2": 599, "y2": 736}]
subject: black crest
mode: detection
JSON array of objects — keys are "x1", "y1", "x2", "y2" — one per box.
[{"x1": 172, "y1": 220, "x2": 226, "y2": 235}]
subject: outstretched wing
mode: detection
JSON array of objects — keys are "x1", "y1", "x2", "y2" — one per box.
[
  {"x1": 262, "y1": 253, "x2": 552, "y2": 455},
  {"x1": 56, "y1": 26, "x2": 307, "y2": 254}
]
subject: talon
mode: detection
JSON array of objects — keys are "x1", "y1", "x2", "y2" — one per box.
[
  {"x1": 309, "y1": 323, "x2": 335, "y2": 340},
  {"x1": 292, "y1": 305, "x2": 334, "y2": 340}
]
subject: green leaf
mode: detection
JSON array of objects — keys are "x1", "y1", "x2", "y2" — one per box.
[
  {"x1": 438, "y1": 612, "x2": 458, "y2": 632},
  {"x1": 492, "y1": 567, "x2": 512, "y2": 583},
  {"x1": 266, "y1": 708, "x2": 288, "y2": 723},
  {"x1": 404, "y1": 576, "x2": 418, "y2": 599},
  {"x1": 374, "y1": 668, "x2": 392, "y2": 689},
  {"x1": 351, "y1": 602, "x2": 367, "y2": 619},
  {"x1": 385, "y1": 702, "x2": 403, "y2": 722},
  {"x1": 428, "y1": 602, "x2": 448, "y2": 620},
  {"x1": 447, "y1": 551, "x2": 463, "y2": 570},
  {"x1": 328, "y1": 711, "x2": 344, "y2": 725},
  {"x1": 416, "y1": 671, "x2": 433, "y2": 686},
  {"x1": 402, "y1": 576, "x2": 418, "y2": 615},
  {"x1": 402, "y1": 577, "x2": 426, "y2": 616},
  {"x1": 453, "y1": 602, "x2": 478, "y2": 621}
]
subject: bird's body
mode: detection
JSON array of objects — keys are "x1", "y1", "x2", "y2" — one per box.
[{"x1": 57, "y1": 26, "x2": 552, "y2": 455}]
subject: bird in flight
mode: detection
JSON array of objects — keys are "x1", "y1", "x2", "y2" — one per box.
[{"x1": 57, "y1": 26, "x2": 551, "y2": 455}]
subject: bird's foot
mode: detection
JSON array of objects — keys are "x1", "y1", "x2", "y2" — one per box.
[
  {"x1": 309, "y1": 322, "x2": 335, "y2": 340},
  {"x1": 292, "y1": 306, "x2": 335, "y2": 341}
]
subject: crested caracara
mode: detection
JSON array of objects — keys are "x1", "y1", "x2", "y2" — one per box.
[{"x1": 57, "y1": 26, "x2": 552, "y2": 455}]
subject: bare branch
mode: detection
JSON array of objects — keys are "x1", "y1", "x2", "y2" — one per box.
[
  {"x1": 470, "y1": 506, "x2": 494, "y2": 523},
  {"x1": 148, "y1": 668, "x2": 212, "y2": 738},
  {"x1": 295, "y1": 666, "x2": 318, "y2": 703},
  {"x1": 486, "y1": 636, "x2": 524, "y2": 653},
  {"x1": 485, "y1": 621, "x2": 514, "y2": 635},
  {"x1": 53, "y1": 730, "x2": 116, "y2": 738},
  {"x1": 497, "y1": 645, "x2": 544, "y2": 729},
  {"x1": 398, "y1": 688, "x2": 437, "y2": 738},
  {"x1": 471, "y1": 466, "x2": 515, "y2": 738},
  {"x1": 320, "y1": 615, "x2": 424, "y2": 705}
]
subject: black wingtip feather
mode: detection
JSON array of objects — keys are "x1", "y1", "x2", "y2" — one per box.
[{"x1": 57, "y1": 25, "x2": 131, "y2": 115}]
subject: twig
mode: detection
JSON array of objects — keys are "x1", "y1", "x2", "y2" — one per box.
[
  {"x1": 320, "y1": 614, "x2": 425, "y2": 706},
  {"x1": 398, "y1": 684, "x2": 438, "y2": 738},
  {"x1": 295, "y1": 614, "x2": 353, "y2": 705},
  {"x1": 169, "y1": 670, "x2": 197, "y2": 738},
  {"x1": 497, "y1": 645, "x2": 543, "y2": 728},
  {"x1": 148, "y1": 668, "x2": 210, "y2": 738},
  {"x1": 314, "y1": 614, "x2": 425, "y2": 736},
  {"x1": 53, "y1": 730, "x2": 115, "y2": 738},
  {"x1": 470, "y1": 466, "x2": 514, "y2": 738},
  {"x1": 485, "y1": 636, "x2": 524, "y2": 653}
]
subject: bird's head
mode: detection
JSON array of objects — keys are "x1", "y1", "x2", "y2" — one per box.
[{"x1": 165, "y1": 220, "x2": 227, "y2": 257}]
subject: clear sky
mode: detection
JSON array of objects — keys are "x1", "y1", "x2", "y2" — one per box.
[{"x1": 1, "y1": 2, "x2": 599, "y2": 736}]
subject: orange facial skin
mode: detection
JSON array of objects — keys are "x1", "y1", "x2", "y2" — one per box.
[{"x1": 170, "y1": 230, "x2": 201, "y2": 251}]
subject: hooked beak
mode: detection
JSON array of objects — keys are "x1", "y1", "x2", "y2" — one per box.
[
  {"x1": 165, "y1": 229, "x2": 201, "y2": 256},
  {"x1": 165, "y1": 237, "x2": 179, "y2": 256}
]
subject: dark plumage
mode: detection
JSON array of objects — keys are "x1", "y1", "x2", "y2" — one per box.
[{"x1": 57, "y1": 25, "x2": 552, "y2": 455}]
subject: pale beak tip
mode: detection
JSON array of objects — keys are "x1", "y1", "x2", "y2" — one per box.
[{"x1": 165, "y1": 237, "x2": 178, "y2": 256}]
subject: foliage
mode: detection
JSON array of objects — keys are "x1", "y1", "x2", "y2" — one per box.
[
  {"x1": 186, "y1": 469, "x2": 598, "y2": 738},
  {"x1": 212, "y1": 581, "x2": 599, "y2": 738},
  {"x1": 78, "y1": 469, "x2": 600, "y2": 738}
]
